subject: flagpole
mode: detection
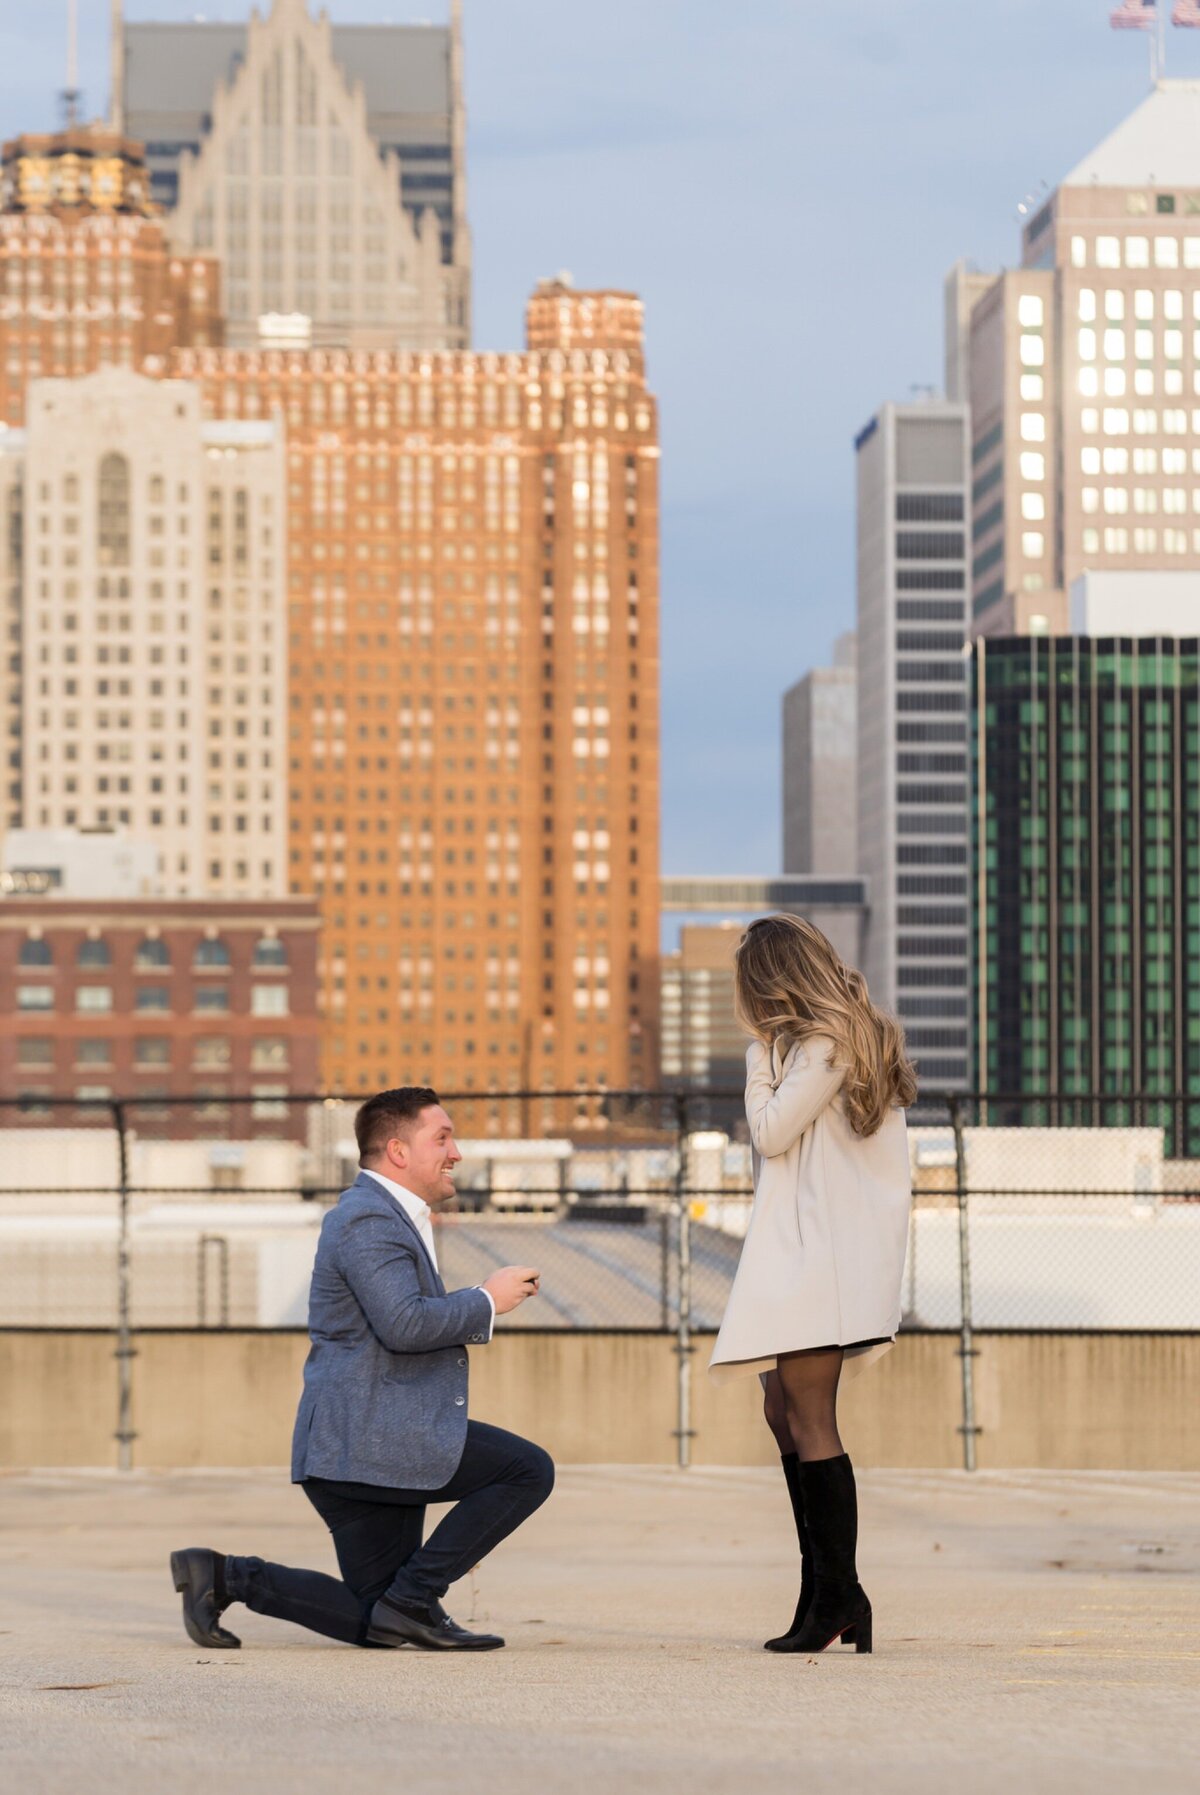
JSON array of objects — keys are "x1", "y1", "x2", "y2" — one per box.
[{"x1": 1155, "y1": 1, "x2": 1166, "y2": 80}]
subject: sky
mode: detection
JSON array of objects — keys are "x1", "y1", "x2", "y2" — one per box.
[{"x1": 5, "y1": 1, "x2": 1200, "y2": 875}]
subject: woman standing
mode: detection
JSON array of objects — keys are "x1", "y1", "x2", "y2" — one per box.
[{"x1": 710, "y1": 915, "x2": 916, "y2": 1655}]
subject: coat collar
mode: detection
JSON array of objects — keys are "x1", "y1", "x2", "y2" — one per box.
[{"x1": 346, "y1": 1168, "x2": 441, "y2": 1283}]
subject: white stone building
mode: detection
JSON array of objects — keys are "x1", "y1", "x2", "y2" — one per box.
[{"x1": 10, "y1": 367, "x2": 286, "y2": 900}]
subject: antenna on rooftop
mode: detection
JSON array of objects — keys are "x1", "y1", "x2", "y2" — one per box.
[{"x1": 61, "y1": 0, "x2": 81, "y2": 127}]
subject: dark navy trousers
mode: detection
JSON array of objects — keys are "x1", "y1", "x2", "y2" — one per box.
[{"x1": 224, "y1": 1420, "x2": 554, "y2": 1645}]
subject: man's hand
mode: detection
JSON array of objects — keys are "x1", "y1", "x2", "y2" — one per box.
[{"x1": 482, "y1": 1265, "x2": 541, "y2": 1315}]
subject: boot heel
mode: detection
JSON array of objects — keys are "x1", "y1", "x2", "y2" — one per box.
[
  {"x1": 854, "y1": 1614, "x2": 872, "y2": 1654},
  {"x1": 170, "y1": 1551, "x2": 189, "y2": 1594}
]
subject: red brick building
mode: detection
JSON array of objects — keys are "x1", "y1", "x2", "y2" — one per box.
[{"x1": 0, "y1": 896, "x2": 319, "y2": 1136}]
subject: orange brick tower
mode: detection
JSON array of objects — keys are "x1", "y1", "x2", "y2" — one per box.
[
  {"x1": 0, "y1": 124, "x2": 222, "y2": 429},
  {"x1": 169, "y1": 276, "x2": 660, "y2": 1109}
]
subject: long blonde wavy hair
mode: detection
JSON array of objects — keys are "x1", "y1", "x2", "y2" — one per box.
[{"x1": 733, "y1": 914, "x2": 917, "y2": 1137}]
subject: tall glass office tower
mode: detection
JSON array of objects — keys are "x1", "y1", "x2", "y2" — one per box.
[{"x1": 972, "y1": 633, "x2": 1200, "y2": 1150}]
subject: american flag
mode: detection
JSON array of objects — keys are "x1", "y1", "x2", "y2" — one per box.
[
  {"x1": 1110, "y1": 0, "x2": 1155, "y2": 26},
  {"x1": 1172, "y1": 1, "x2": 1200, "y2": 27}
]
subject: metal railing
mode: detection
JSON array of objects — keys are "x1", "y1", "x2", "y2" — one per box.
[{"x1": 1, "y1": 1088, "x2": 1197, "y2": 1471}]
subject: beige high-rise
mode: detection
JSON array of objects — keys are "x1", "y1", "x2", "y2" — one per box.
[
  {"x1": 12, "y1": 368, "x2": 286, "y2": 900},
  {"x1": 119, "y1": 0, "x2": 470, "y2": 351},
  {"x1": 953, "y1": 80, "x2": 1200, "y2": 635}
]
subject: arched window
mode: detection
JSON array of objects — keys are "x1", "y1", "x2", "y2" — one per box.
[
  {"x1": 98, "y1": 452, "x2": 130, "y2": 567},
  {"x1": 18, "y1": 937, "x2": 52, "y2": 967},
  {"x1": 252, "y1": 935, "x2": 288, "y2": 968},
  {"x1": 77, "y1": 937, "x2": 111, "y2": 968},
  {"x1": 194, "y1": 937, "x2": 231, "y2": 969},
  {"x1": 135, "y1": 937, "x2": 171, "y2": 969}
]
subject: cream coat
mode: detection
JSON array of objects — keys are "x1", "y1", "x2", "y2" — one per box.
[{"x1": 709, "y1": 1035, "x2": 911, "y2": 1384}]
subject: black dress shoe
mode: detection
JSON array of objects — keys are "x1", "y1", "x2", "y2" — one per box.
[
  {"x1": 367, "y1": 1592, "x2": 504, "y2": 1651},
  {"x1": 170, "y1": 1547, "x2": 241, "y2": 1649}
]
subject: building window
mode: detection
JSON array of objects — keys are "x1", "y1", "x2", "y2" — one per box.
[
  {"x1": 251, "y1": 1085, "x2": 289, "y2": 1119},
  {"x1": 76, "y1": 1038, "x2": 112, "y2": 1065},
  {"x1": 895, "y1": 493, "x2": 963, "y2": 523},
  {"x1": 895, "y1": 531, "x2": 965, "y2": 561},
  {"x1": 251, "y1": 985, "x2": 289, "y2": 1017},
  {"x1": 18, "y1": 938, "x2": 53, "y2": 967},
  {"x1": 194, "y1": 937, "x2": 231, "y2": 969},
  {"x1": 76, "y1": 986, "x2": 113, "y2": 1013},
  {"x1": 134, "y1": 1037, "x2": 171, "y2": 1067},
  {"x1": 16, "y1": 1037, "x2": 54, "y2": 1067},
  {"x1": 135, "y1": 985, "x2": 170, "y2": 1013},
  {"x1": 77, "y1": 937, "x2": 111, "y2": 968},
  {"x1": 252, "y1": 935, "x2": 288, "y2": 968},
  {"x1": 195, "y1": 986, "x2": 230, "y2": 1013},
  {"x1": 251, "y1": 1037, "x2": 289, "y2": 1070},
  {"x1": 194, "y1": 1037, "x2": 232, "y2": 1069},
  {"x1": 17, "y1": 985, "x2": 54, "y2": 1012},
  {"x1": 98, "y1": 452, "x2": 130, "y2": 567},
  {"x1": 135, "y1": 937, "x2": 171, "y2": 969}
]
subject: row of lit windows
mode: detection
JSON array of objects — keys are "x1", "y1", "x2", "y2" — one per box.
[
  {"x1": 16, "y1": 983, "x2": 289, "y2": 1016},
  {"x1": 1080, "y1": 446, "x2": 1198, "y2": 474},
  {"x1": 1080, "y1": 407, "x2": 1200, "y2": 437},
  {"x1": 1081, "y1": 526, "x2": 1199, "y2": 554},
  {"x1": 1070, "y1": 234, "x2": 1200, "y2": 270},
  {"x1": 15, "y1": 935, "x2": 286, "y2": 969},
  {"x1": 1078, "y1": 288, "x2": 1197, "y2": 323},
  {"x1": 16, "y1": 1035, "x2": 290, "y2": 1067},
  {"x1": 1081, "y1": 487, "x2": 1200, "y2": 514},
  {"x1": 1077, "y1": 327, "x2": 1200, "y2": 361},
  {"x1": 205, "y1": 382, "x2": 653, "y2": 434},
  {"x1": 1077, "y1": 367, "x2": 1200, "y2": 398}
]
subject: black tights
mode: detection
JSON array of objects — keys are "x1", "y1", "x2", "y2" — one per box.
[{"x1": 763, "y1": 1348, "x2": 845, "y2": 1462}]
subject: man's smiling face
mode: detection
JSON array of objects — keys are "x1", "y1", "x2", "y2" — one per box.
[{"x1": 385, "y1": 1103, "x2": 462, "y2": 1207}]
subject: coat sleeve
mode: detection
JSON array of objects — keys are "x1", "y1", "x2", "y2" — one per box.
[
  {"x1": 338, "y1": 1209, "x2": 494, "y2": 1353},
  {"x1": 744, "y1": 1036, "x2": 845, "y2": 1159}
]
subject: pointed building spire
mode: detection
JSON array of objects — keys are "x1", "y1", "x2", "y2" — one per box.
[
  {"x1": 450, "y1": 1, "x2": 471, "y2": 272},
  {"x1": 110, "y1": 0, "x2": 125, "y2": 134}
]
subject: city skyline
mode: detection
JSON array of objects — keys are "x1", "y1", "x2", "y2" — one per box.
[{"x1": 5, "y1": 2, "x2": 1200, "y2": 878}]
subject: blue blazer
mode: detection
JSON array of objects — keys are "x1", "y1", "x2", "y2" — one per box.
[{"x1": 290, "y1": 1171, "x2": 494, "y2": 1491}]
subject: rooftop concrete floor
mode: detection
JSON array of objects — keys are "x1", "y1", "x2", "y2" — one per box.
[{"x1": 0, "y1": 1465, "x2": 1196, "y2": 1795}]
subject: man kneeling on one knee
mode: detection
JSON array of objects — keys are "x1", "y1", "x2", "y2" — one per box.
[{"x1": 171, "y1": 1086, "x2": 553, "y2": 1652}]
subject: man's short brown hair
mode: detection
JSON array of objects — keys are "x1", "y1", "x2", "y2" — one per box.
[{"x1": 355, "y1": 1086, "x2": 441, "y2": 1163}]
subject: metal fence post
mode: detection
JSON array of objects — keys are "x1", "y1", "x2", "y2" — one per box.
[
  {"x1": 673, "y1": 1094, "x2": 695, "y2": 1469},
  {"x1": 659, "y1": 1206, "x2": 671, "y2": 1331},
  {"x1": 112, "y1": 1099, "x2": 137, "y2": 1473},
  {"x1": 950, "y1": 1094, "x2": 979, "y2": 1472}
]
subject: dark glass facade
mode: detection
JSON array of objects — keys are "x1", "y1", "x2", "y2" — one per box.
[{"x1": 972, "y1": 635, "x2": 1200, "y2": 1151}]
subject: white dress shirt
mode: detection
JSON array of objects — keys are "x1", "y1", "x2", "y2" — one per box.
[{"x1": 363, "y1": 1168, "x2": 495, "y2": 1339}]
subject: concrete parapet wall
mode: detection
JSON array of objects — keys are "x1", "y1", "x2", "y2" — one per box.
[{"x1": 0, "y1": 1329, "x2": 1195, "y2": 1470}]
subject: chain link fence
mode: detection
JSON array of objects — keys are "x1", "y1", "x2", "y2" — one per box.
[{"x1": 1, "y1": 1089, "x2": 1197, "y2": 1469}]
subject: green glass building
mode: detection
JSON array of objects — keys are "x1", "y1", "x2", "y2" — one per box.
[{"x1": 971, "y1": 635, "x2": 1200, "y2": 1150}]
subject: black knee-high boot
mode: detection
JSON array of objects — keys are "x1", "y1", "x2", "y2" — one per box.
[
  {"x1": 767, "y1": 1453, "x2": 872, "y2": 1655},
  {"x1": 763, "y1": 1452, "x2": 814, "y2": 1650}
]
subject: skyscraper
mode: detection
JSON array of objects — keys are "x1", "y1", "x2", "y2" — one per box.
[
  {"x1": 955, "y1": 80, "x2": 1200, "y2": 636},
  {"x1": 0, "y1": 33, "x2": 661, "y2": 1110},
  {"x1": 118, "y1": 0, "x2": 470, "y2": 350},
  {"x1": 167, "y1": 277, "x2": 661, "y2": 1101},
  {"x1": 781, "y1": 631, "x2": 856, "y2": 877},
  {"x1": 7, "y1": 368, "x2": 286, "y2": 901},
  {"x1": 855, "y1": 401, "x2": 971, "y2": 1088},
  {"x1": 0, "y1": 123, "x2": 222, "y2": 431},
  {"x1": 972, "y1": 620, "x2": 1200, "y2": 1150}
]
